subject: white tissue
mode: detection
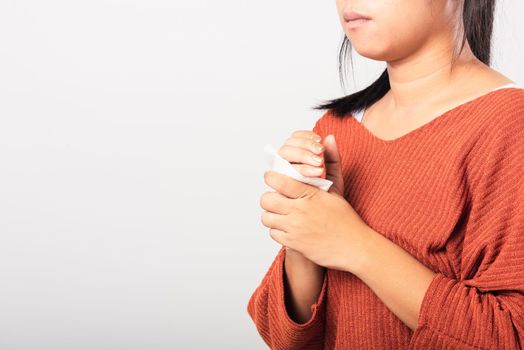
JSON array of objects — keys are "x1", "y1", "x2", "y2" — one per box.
[{"x1": 264, "y1": 143, "x2": 333, "y2": 192}]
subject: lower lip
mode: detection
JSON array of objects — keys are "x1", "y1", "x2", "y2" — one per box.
[{"x1": 347, "y1": 18, "x2": 371, "y2": 28}]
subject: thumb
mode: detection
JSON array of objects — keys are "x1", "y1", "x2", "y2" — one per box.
[{"x1": 323, "y1": 134, "x2": 344, "y2": 196}]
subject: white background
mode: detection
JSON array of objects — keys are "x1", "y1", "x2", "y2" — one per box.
[{"x1": 0, "y1": 1, "x2": 522, "y2": 349}]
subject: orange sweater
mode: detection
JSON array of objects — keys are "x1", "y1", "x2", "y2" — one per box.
[{"x1": 247, "y1": 87, "x2": 524, "y2": 349}]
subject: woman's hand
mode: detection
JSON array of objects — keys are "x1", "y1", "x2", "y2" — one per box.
[
  {"x1": 261, "y1": 131, "x2": 369, "y2": 273},
  {"x1": 260, "y1": 170, "x2": 371, "y2": 273},
  {"x1": 277, "y1": 130, "x2": 345, "y2": 197}
]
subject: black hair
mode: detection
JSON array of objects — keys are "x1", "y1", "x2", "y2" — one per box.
[{"x1": 312, "y1": 0, "x2": 496, "y2": 119}]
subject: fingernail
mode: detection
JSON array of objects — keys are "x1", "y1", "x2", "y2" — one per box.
[
  {"x1": 311, "y1": 167, "x2": 323, "y2": 175},
  {"x1": 312, "y1": 155, "x2": 322, "y2": 164},
  {"x1": 314, "y1": 143, "x2": 324, "y2": 152}
]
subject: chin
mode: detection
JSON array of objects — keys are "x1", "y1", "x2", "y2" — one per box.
[{"x1": 350, "y1": 43, "x2": 390, "y2": 61}]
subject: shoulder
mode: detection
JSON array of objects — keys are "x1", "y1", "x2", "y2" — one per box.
[
  {"x1": 312, "y1": 110, "x2": 330, "y2": 137},
  {"x1": 499, "y1": 86, "x2": 524, "y2": 111},
  {"x1": 312, "y1": 109, "x2": 353, "y2": 137},
  {"x1": 469, "y1": 88, "x2": 524, "y2": 186},
  {"x1": 488, "y1": 87, "x2": 524, "y2": 117},
  {"x1": 477, "y1": 88, "x2": 524, "y2": 139}
]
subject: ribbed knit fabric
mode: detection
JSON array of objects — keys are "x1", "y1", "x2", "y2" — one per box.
[{"x1": 247, "y1": 87, "x2": 524, "y2": 350}]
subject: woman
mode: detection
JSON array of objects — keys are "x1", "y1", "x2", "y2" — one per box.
[{"x1": 247, "y1": 0, "x2": 523, "y2": 349}]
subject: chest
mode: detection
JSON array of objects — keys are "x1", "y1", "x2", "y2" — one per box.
[
  {"x1": 339, "y1": 135, "x2": 473, "y2": 262},
  {"x1": 359, "y1": 109, "x2": 443, "y2": 142}
]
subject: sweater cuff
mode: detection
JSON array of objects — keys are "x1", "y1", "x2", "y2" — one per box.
[
  {"x1": 408, "y1": 273, "x2": 513, "y2": 350},
  {"x1": 275, "y1": 247, "x2": 328, "y2": 332},
  {"x1": 408, "y1": 273, "x2": 475, "y2": 349},
  {"x1": 416, "y1": 273, "x2": 453, "y2": 330}
]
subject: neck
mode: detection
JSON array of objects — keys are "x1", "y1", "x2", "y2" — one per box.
[{"x1": 384, "y1": 39, "x2": 482, "y2": 113}]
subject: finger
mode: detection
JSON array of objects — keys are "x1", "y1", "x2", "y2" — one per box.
[
  {"x1": 281, "y1": 136, "x2": 325, "y2": 177},
  {"x1": 260, "y1": 210, "x2": 287, "y2": 231},
  {"x1": 283, "y1": 135, "x2": 325, "y2": 156},
  {"x1": 290, "y1": 130, "x2": 322, "y2": 143},
  {"x1": 268, "y1": 228, "x2": 291, "y2": 248},
  {"x1": 264, "y1": 170, "x2": 315, "y2": 199},
  {"x1": 259, "y1": 190, "x2": 293, "y2": 215},
  {"x1": 292, "y1": 163, "x2": 325, "y2": 178},
  {"x1": 278, "y1": 144, "x2": 324, "y2": 167}
]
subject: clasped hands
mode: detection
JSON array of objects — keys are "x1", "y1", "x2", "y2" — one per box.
[{"x1": 259, "y1": 132, "x2": 372, "y2": 274}]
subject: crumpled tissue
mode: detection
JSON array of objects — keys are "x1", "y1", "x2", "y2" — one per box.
[{"x1": 264, "y1": 143, "x2": 333, "y2": 192}]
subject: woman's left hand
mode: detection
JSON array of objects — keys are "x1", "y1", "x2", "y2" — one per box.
[{"x1": 260, "y1": 170, "x2": 372, "y2": 273}]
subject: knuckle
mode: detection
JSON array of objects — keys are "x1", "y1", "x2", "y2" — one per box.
[
  {"x1": 278, "y1": 145, "x2": 293, "y2": 161},
  {"x1": 302, "y1": 149, "x2": 313, "y2": 161},
  {"x1": 260, "y1": 211, "x2": 269, "y2": 227},
  {"x1": 259, "y1": 191, "x2": 270, "y2": 209},
  {"x1": 269, "y1": 229, "x2": 280, "y2": 243},
  {"x1": 277, "y1": 146, "x2": 286, "y2": 158},
  {"x1": 263, "y1": 170, "x2": 271, "y2": 184}
]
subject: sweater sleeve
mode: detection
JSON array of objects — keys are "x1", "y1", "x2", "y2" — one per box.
[
  {"x1": 246, "y1": 246, "x2": 328, "y2": 350},
  {"x1": 408, "y1": 111, "x2": 524, "y2": 350},
  {"x1": 246, "y1": 116, "x2": 329, "y2": 350}
]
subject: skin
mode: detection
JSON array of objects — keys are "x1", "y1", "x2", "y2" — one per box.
[
  {"x1": 273, "y1": 133, "x2": 346, "y2": 324},
  {"x1": 336, "y1": 0, "x2": 514, "y2": 140},
  {"x1": 260, "y1": 0, "x2": 515, "y2": 329}
]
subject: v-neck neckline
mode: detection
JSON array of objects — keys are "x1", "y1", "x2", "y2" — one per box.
[{"x1": 350, "y1": 85, "x2": 522, "y2": 145}]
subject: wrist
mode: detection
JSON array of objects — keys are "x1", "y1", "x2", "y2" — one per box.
[
  {"x1": 285, "y1": 248, "x2": 325, "y2": 272},
  {"x1": 349, "y1": 224, "x2": 379, "y2": 277}
]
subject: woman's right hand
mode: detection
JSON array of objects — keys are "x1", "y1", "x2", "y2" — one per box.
[
  {"x1": 277, "y1": 131, "x2": 327, "y2": 257},
  {"x1": 275, "y1": 131, "x2": 329, "y2": 323},
  {"x1": 277, "y1": 130, "x2": 326, "y2": 179},
  {"x1": 278, "y1": 130, "x2": 345, "y2": 198}
]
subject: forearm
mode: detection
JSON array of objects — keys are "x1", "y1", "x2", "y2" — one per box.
[
  {"x1": 351, "y1": 227, "x2": 436, "y2": 331},
  {"x1": 284, "y1": 248, "x2": 327, "y2": 324}
]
